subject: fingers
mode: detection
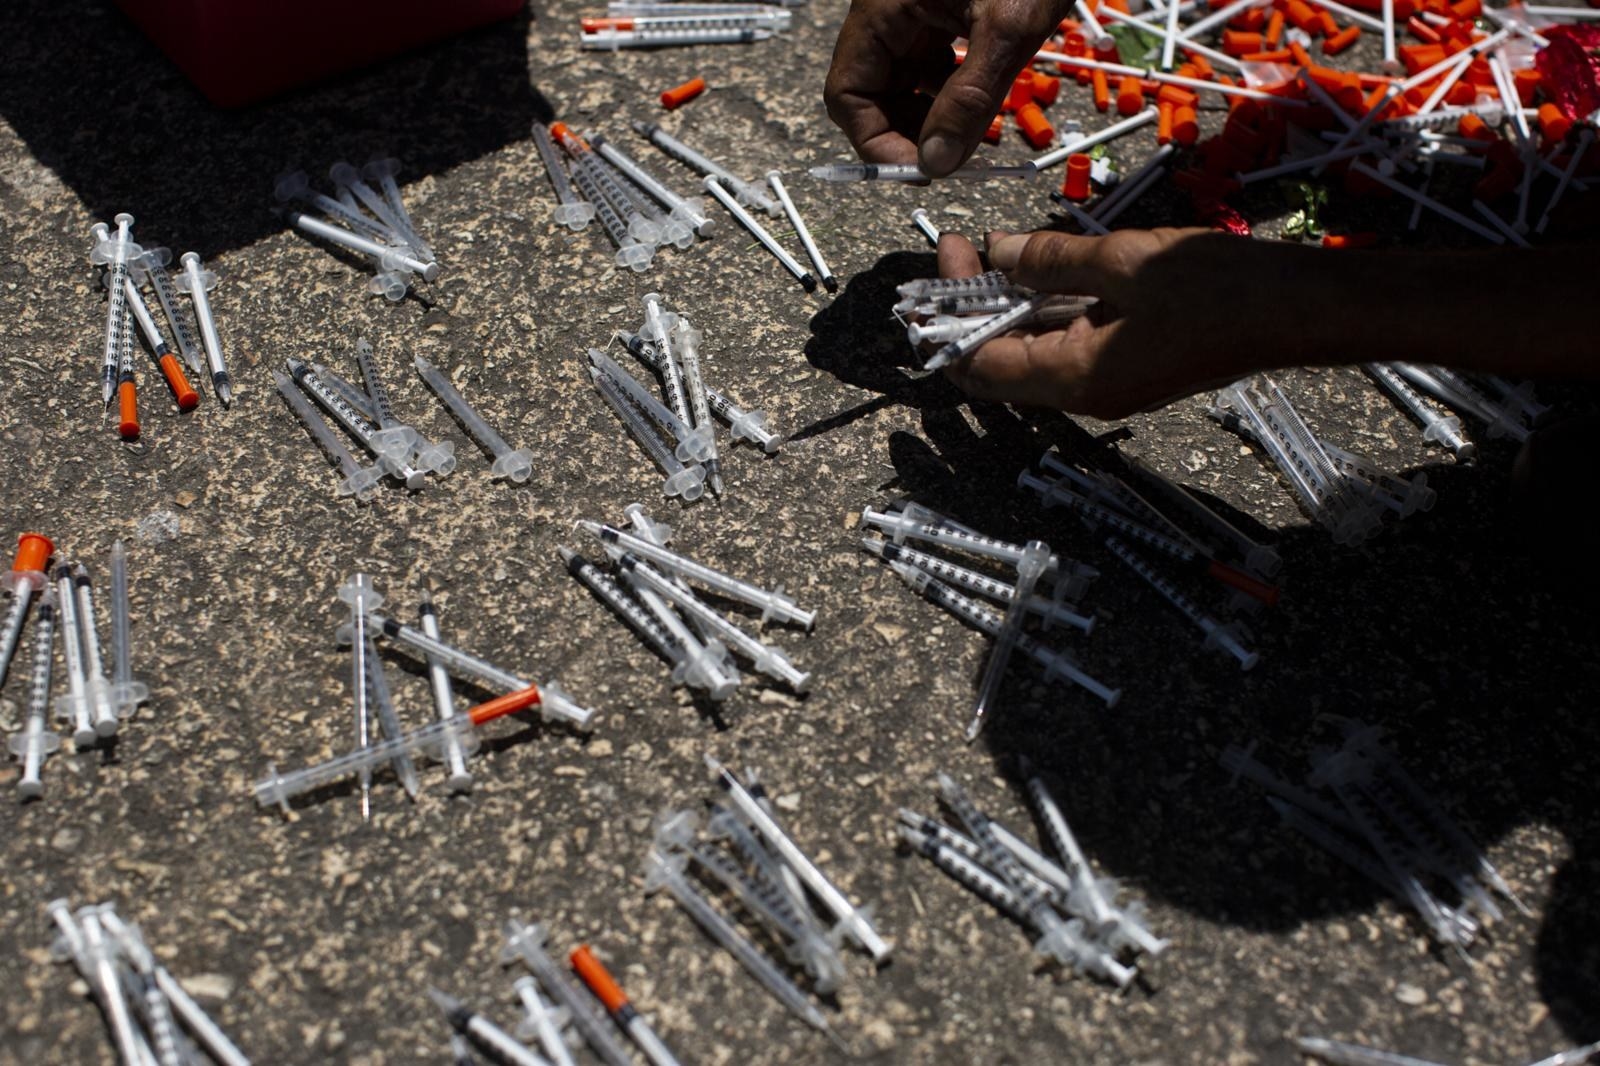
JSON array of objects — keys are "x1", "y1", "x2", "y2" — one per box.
[
  {"x1": 942, "y1": 329, "x2": 1077, "y2": 408},
  {"x1": 936, "y1": 232, "x2": 983, "y2": 277},
  {"x1": 986, "y1": 229, "x2": 1114, "y2": 295},
  {"x1": 916, "y1": 6, "x2": 1051, "y2": 175},
  {"x1": 825, "y1": 3, "x2": 948, "y2": 164}
]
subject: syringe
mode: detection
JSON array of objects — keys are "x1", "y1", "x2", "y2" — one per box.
[
  {"x1": 106, "y1": 541, "x2": 148, "y2": 718},
  {"x1": 966, "y1": 539, "x2": 1050, "y2": 742},
  {"x1": 172, "y1": 252, "x2": 234, "y2": 408},
  {"x1": 861, "y1": 537, "x2": 1094, "y2": 633},
  {"x1": 511, "y1": 976, "x2": 577, "y2": 1066},
  {"x1": 1118, "y1": 453, "x2": 1282, "y2": 578},
  {"x1": 252, "y1": 684, "x2": 543, "y2": 811},
  {"x1": 1105, "y1": 537, "x2": 1258, "y2": 669},
  {"x1": 131, "y1": 247, "x2": 205, "y2": 375},
  {"x1": 363, "y1": 633, "x2": 420, "y2": 800},
  {"x1": 286, "y1": 360, "x2": 426, "y2": 489},
  {"x1": 639, "y1": 294, "x2": 692, "y2": 428},
  {"x1": 569, "y1": 946, "x2": 681, "y2": 1066},
  {"x1": 330, "y1": 161, "x2": 429, "y2": 261},
  {"x1": 705, "y1": 756, "x2": 892, "y2": 963},
  {"x1": 0, "y1": 533, "x2": 53, "y2": 691},
  {"x1": 590, "y1": 134, "x2": 714, "y2": 237},
  {"x1": 620, "y1": 567, "x2": 740, "y2": 699},
  {"x1": 643, "y1": 848, "x2": 839, "y2": 1038},
  {"x1": 889, "y1": 562, "x2": 1121, "y2": 706},
  {"x1": 808, "y1": 160, "x2": 1039, "y2": 182},
  {"x1": 124, "y1": 278, "x2": 199, "y2": 411},
  {"x1": 340, "y1": 574, "x2": 382, "y2": 821},
  {"x1": 50, "y1": 565, "x2": 96, "y2": 747},
  {"x1": 273, "y1": 371, "x2": 383, "y2": 500},
  {"x1": 362, "y1": 158, "x2": 436, "y2": 263},
  {"x1": 317, "y1": 361, "x2": 456, "y2": 475},
  {"x1": 1292, "y1": 1036, "x2": 1453, "y2": 1066},
  {"x1": 355, "y1": 338, "x2": 418, "y2": 463},
  {"x1": 703, "y1": 176, "x2": 818, "y2": 292},
  {"x1": 590, "y1": 367, "x2": 708, "y2": 501},
  {"x1": 924, "y1": 294, "x2": 1051, "y2": 370},
  {"x1": 552, "y1": 124, "x2": 663, "y2": 246},
  {"x1": 71, "y1": 565, "x2": 120, "y2": 737},
  {"x1": 630, "y1": 121, "x2": 780, "y2": 215},
  {"x1": 428, "y1": 988, "x2": 549, "y2": 1066},
  {"x1": 10, "y1": 586, "x2": 59, "y2": 799},
  {"x1": 617, "y1": 331, "x2": 783, "y2": 452},
  {"x1": 766, "y1": 170, "x2": 836, "y2": 292},
  {"x1": 349, "y1": 613, "x2": 593, "y2": 729},
  {"x1": 581, "y1": 25, "x2": 775, "y2": 48},
  {"x1": 412, "y1": 355, "x2": 531, "y2": 482},
  {"x1": 559, "y1": 546, "x2": 682, "y2": 664},
  {"x1": 1361, "y1": 363, "x2": 1476, "y2": 461},
  {"x1": 418, "y1": 600, "x2": 472, "y2": 793},
  {"x1": 567, "y1": 159, "x2": 654, "y2": 271},
  {"x1": 285, "y1": 209, "x2": 441, "y2": 282},
  {"x1": 532, "y1": 123, "x2": 597, "y2": 231},
  {"x1": 88, "y1": 215, "x2": 141, "y2": 407},
  {"x1": 671, "y1": 321, "x2": 723, "y2": 495},
  {"x1": 500, "y1": 920, "x2": 635, "y2": 1066},
  {"x1": 579, "y1": 522, "x2": 814, "y2": 628},
  {"x1": 273, "y1": 171, "x2": 400, "y2": 246}
]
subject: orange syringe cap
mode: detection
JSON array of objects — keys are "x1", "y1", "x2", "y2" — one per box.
[
  {"x1": 117, "y1": 380, "x2": 140, "y2": 440},
  {"x1": 11, "y1": 532, "x2": 54, "y2": 576},
  {"x1": 660, "y1": 77, "x2": 707, "y2": 110},
  {"x1": 1061, "y1": 154, "x2": 1093, "y2": 200},
  {"x1": 467, "y1": 684, "x2": 544, "y2": 725},
  {"x1": 569, "y1": 945, "x2": 630, "y2": 1014},
  {"x1": 159, "y1": 354, "x2": 200, "y2": 411}
]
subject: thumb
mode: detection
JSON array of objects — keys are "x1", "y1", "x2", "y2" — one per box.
[
  {"x1": 917, "y1": 17, "x2": 1037, "y2": 176},
  {"x1": 988, "y1": 230, "x2": 1114, "y2": 296}
]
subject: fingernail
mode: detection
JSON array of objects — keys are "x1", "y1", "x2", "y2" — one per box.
[
  {"x1": 920, "y1": 134, "x2": 962, "y2": 177},
  {"x1": 988, "y1": 234, "x2": 1028, "y2": 271}
]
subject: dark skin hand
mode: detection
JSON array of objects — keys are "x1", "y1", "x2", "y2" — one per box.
[
  {"x1": 932, "y1": 228, "x2": 1594, "y2": 418},
  {"x1": 824, "y1": 0, "x2": 1073, "y2": 175}
]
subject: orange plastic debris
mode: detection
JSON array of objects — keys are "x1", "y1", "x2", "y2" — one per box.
[
  {"x1": 1539, "y1": 102, "x2": 1573, "y2": 143},
  {"x1": 1222, "y1": 29, "x2": 1264, "y2": 55},
  {"x1": 1116, "y1": 74, "x2": 1144, "y2": 114},
  {"x1": 117, "y1": 380, "x2": 139, "y2": 440},
  {"x1": 1323, "y1": 24, "x2": 1361, "y2": 54},
  {"x1": 1016, "y1": 101, "x2": 1055, "y2": 148},
  {"x1": 1265, "y1": 9, "x2": 1286, "y2": 47},
  {"x1": 984, "y1": 114, "x2": 1004, "y2": 144},
  {"x1": 157, "y1": 354, "x2": 200, "y2": 411},
  {"x1": 1031, "y1": 71, "x2": 1062, "y2": 106},
  {"x1": 570, "y1": 946, "x2": 630, "y2": 1014},
  {"x1": 1174, "y1": 104, "x2": 1200, "y2": 145},
  {"x1": 1092, "y1": 67, "x2": 1112, "y2": 111},
  {"x1": 1158, "y1": 101, "x2": 1176, "y2": 144},
  {"x1": 1062, "y1": 153, "x2": 1094, "y2": 200},
  {"x1": 660, "y1": 77, "x2": 707, "y2": 110},
  {"x1": 1322, "y1": 232, "x2": 1379, "y2": 248},
  {"x1": 10, "y1": 533, "x2": 54, "y2": 576}
]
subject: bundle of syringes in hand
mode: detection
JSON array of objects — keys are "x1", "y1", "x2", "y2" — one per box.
[
  {"x1": 858, "y1": 499, "x2": 1119, "y2": 734},
  {"x1": 579, "y1": 2, "x2": 797, "y2": 50},
  {"x1": 45, "y1": 898, "x2": 251, "y2": 1066},
  {"x1": 276, "y1": 336, "x2": 536, "y2": 500},
  {"x1": 86, "y1": 213, "x2": 231, "y2": 439},
  {"x1": 2, "y1": 534, "x2": 148, "y2": 800},
  {"x1": 274, "y1": 158, "x2": 439, "y2": 301},
  {"x1": 587, "y1": 292, "x2": 782, "y2": 504},
  {"x1": 901, "y1": 767, "x2": 1168, "y2": 988},
  {"x1": 644, "y1": 759, "x2": 891, "y2": 1044},
  {"x1": 1223, "y1": 719, "x2": 1528, "y2": 959},
  {"x1": 896, "y1": 271, "x2": 1098, "y2": 371},
  {"x1": 252, "y1": 573, "x2": 594, "y2": 817},
  {"x1": 560, "y1": 506, "x2": 812, "y2": 703}
]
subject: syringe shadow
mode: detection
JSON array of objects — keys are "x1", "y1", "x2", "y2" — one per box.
[
  {"x1": 0, "y1": 1, "x2": 548, "y2": 259},
  {"x1": 863, "y1": 395, "x2": 1600, "y2": 1042}
]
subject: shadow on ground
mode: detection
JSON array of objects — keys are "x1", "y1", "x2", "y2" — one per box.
[
  {"x1": 805, "y1": 254, "x2": 1600, "y2": 1042},
  {"x1": 0, "y1": 1, "x2": 548, "y2": 257}
]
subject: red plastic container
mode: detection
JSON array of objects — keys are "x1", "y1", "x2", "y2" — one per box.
[{"x1": 114, "y1": 0, "x2": 526, "y2": 108}]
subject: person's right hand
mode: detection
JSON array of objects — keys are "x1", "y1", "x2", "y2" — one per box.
[{"x1": 824, "y1": 0, "x2": 1073, "y2": 176}]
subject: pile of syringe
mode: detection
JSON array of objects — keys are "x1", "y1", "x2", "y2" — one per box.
[
  {"x1": 1208, "y1": 376, "x2": 1442, "y2": 547},
  {"x1": 434, "y1": 919, "x2": 678, "y2": 1066},
  {"x1": 1223, "y1": 720, "x2": 1529, "y2": 960},
  {"x1": 643, "y1": 758, "x2": 890, "y2": 1045},
  {"x1": 895, "y1": 271, "x2": 1097, "y2": 370},
  {"x1": 588, "y1": 292, "x2": 781, "y2": 504},
  {"x1": 85, "y1": 214, "x2": 231, "y2": 439},
  {"x1": 251, "y1": 573, "x2": 593, "y2": 819},
  {"x1": 3, "y1": 534, "x2": 148, "y2": 800},
  {"x1": 276, "y1": 337, "x2": 536, "y2": 499},
  {"x1": 858, "y1": 499, "x2": 1118, "y2": 736},
  {"x1": 44, "y1": 898, "x2": 251, "y2": 1066},
  {"x1": 579, "y1": 2, "x2": 796, "y2": 50},
  {"x1": 274, "y1": 159, "x2": 439, "y2": 301},
  {"x1": 1017, "y1": 447, "x2": 1282, "y2": 670},
  {"x1": 560, "y1": 506, "x2": 812, "y2": 702},
  {"x1": 899, "y1": 767, "x2": 1167, "y2": 988}
]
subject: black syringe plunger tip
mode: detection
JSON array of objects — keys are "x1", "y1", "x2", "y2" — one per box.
[
  {"x1": 800, "y1": 273, "x2": 818, "y2": 293},
  {"x1": 822, "y1": 275, "x2": 839, "y2": 293}
]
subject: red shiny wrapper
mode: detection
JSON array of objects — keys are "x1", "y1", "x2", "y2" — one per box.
[
  {"x1": 1195, "y1": 198, "x2": 1253, "y2": 236},
  {"x1": 1536, "y1": 25, "x2": 1600, "y2": 123}
]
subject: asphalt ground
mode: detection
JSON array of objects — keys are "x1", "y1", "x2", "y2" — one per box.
[{"x1": 0, "y1": 2, "x2": 1595, "y2": 1063}]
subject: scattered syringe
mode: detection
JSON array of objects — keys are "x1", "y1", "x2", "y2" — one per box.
[
  {"x1": 414, "y1": 356, "x2": 535, "y2": 482},
  {"x1": 285, "y1": 359, "x2": 427, "y2": 489},
  {"x1": 532, "y1": 123, "x2": 598, "y2": 231},
  {"x1": 501, "y1": 919, "x2": 635, "y2": 1066},
  {"x1": 703, "y1": 176, "x2": 817, "y2": 292},
  {"x1": 10, "y1": 586, "x2": 59, "y2": 799},
  {"x1": 252, "y1": 685, "x2": 544, "y2": 811},
  {"x1": 88, "y1": 215, "x2": 141, "y2": 407},
  {"x1": 106, "y1": 540, "x2": 148, "y2": 718},
  {"x1": 809, "y1": 160, "x2": 1039, "y2": 182},
  {"x1": 429, "y1": 988, "x2": 549, "y2": 1066},
  {"x1": 569, "y1": 946, "x2": 681, "y2": 1066},
  {"x1": 617, "y1": 330, "x2": 783, "y2": 453},
  {"x1": 766, "y1": 170, "x2": 836, "y2": 292},
  {"x1": 172, "y1": 252, "x2": 234, "y2": 407},
  {"x1": 966, "y1": 539, "x2": 1050, "y2": 742},
  {"x1": 0, "y1": 533, "x2": 53, "y2": 691},
  {"x1": 273, "y1": 370, "x2": 384, "y2": 500},
  {"x1": 132, "y1": 247, "x2": 205, "y2": 375},
  {"x1": 631, "y1": 121, "x2": 779, "y2": 215},
  {"x1": 589, "y1": 366, "x2": 708, "y2": 501}
]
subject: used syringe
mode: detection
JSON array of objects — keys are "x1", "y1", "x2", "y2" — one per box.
[
  {"x1": 809, "y1": 160, "x2": 1039, "y2": 182},
  {"x1": 286, "y1": 359, "x2": 427, "y2": 489},
  {"x1": 252, "y1": 685, "x2": 543, "y2": 811},
  {"x1": 273, "y1": 371, "x2": 383, "y2": 500},
  {"x1": 429, "y1": 988, "x2": 548, "y2": 1066},
  {"x1": 532, "y1": 123, "x2": 597, "y2": 231},
  {"x1": 413, "y1": 355, "x2": 534, "y2": 482},
  {"x1": 966, "y1": 539, "x2": 1051, "y2": 742},
  {"x1": 703, "y1": 176, "x2": 817, "y2": 292},
  {"x1": 861, "y1": 537, "x2": 1094, "y2": 633},
  {"x1": 589, "y1": 366, "x2": 708, "y2": 501},
  {"x1": 106, "y1": 541, "x2": 148, "y2": 717},
  {"x1": 10, "y1": 587, "x2": 59, "y2": 799},
  {"x1": 631, "y1": 121, "x2": 779, "y2": 215},
  {"x1": 617, "y1": 331, "x2": 783, "y2": 452},
  {"x1": 569, "y1": 946, "x2": 681, "y2": 1066}
]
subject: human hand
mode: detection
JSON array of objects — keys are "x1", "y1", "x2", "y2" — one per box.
[
  {"x1": 933, "y1": 228, "x2": 1257, "y2": 418},
  {"x1": 824, "y1": 0, "x2": 1073, "y2": 176}
]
